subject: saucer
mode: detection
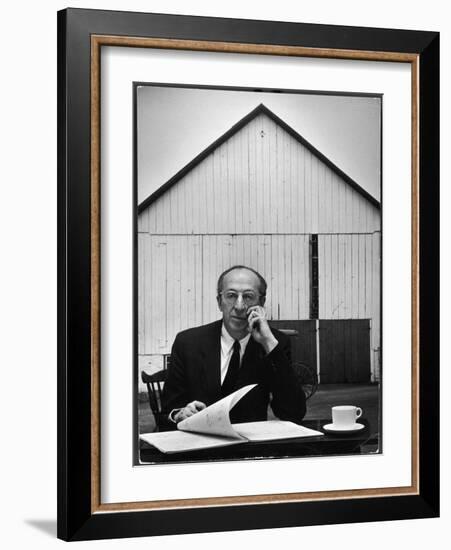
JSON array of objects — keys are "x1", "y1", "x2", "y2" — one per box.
[{"x1": 322, "y1": 422, "x2": 365, "y2": 434}]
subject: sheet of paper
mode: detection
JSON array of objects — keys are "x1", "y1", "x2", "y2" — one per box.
[
  {"x1": 139, "y1": 430, "x2": 243, "y2": 454},
  {"x1": 176, "y1": 384, "x2": 257, "y2": 439},
  {"x1": 233, "y1": 420, "x2": 324, "y2": 441}
]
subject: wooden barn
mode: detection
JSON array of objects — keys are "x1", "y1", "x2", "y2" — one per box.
[{"x1": 138, "y1": 103, "x2": 381, "y2": 387}]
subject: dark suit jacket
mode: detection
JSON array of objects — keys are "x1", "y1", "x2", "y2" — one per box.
[{"x1": 160, "y1": 320, "x2": 306, "y2": 430}]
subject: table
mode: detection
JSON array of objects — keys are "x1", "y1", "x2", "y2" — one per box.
[{"x1": 139, "y1": 418, "x2": 379, "y2": 465}]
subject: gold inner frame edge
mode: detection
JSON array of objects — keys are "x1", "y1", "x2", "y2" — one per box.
[{"x1": 90, "y1": 35, "x2": 420, "y2": 514}]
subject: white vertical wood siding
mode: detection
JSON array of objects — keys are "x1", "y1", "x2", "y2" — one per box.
[
  {"x1": 139, "y1": 234, "x2": 310, "y2": 356},
  {"x1": 138, "y1": 234, "x2": 202, "y2": 354},
  {"x1": 138, "y1": 113, "x2": 380, "y2": 235},
  {"x1": 138, "y1": 110, "x2": 381, "y2": 381},
  {"x1": 318, "y1": 231, "x2": 381, "y2": 380}
]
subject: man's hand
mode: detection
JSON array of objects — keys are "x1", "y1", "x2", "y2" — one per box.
[
  {"x1": 246, "y1": 306, "x2": 278, "y2": 354},
  {"x1": 173, "y1": 400, "x2": 206, "y2": 423}
]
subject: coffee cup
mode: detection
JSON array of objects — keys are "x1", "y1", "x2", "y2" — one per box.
[{"x1": 331, "y1": 405, "x2": 362, "y2": 428}]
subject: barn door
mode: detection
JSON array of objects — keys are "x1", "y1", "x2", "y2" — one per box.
[
  {"x1": 319, "y1": 319, "x2": 370, "y2": 383},
  {"x1": 269, "y1": 320, "x2": 317, "y2": 372}
]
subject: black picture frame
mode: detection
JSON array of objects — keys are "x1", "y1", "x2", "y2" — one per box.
[{"x1": 57, "y1": 8, "x2": 439, "y2": 541}]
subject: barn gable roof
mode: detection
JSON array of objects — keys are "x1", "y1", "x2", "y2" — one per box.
[{"x1": 138, "y1": 103, "x2": 380, "y2": 214}]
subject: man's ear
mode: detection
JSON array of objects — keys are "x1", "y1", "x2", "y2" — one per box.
[
  {"x1": 216, "y1": 295, "x2": 222, "y2": 310},
  {"x1": 260, "y1": 296, "x2": 266, "y2": 307}
]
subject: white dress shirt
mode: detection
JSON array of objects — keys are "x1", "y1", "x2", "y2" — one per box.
[{"x1": 220, "y1": 324, "x2": 251, "y2": 384}]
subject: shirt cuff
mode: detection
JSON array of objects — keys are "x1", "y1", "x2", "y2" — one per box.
[
  {"x1": 263, "y1": 338, "x2": 279, "y2": 355},
  {"x1": 168, "y1": 408, "x2": 182, "y2": 423}
]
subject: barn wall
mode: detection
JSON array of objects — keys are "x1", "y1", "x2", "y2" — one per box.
[
  {"x1": 138, "y1": 233, "x2": 310, "y2": 356},
  {"x1": 138, "y1": 234, "x2": 203, "y2": 355},
  {"x1": 318, "y1": 231, "x2": 381, "y2": 380},
  {"x1": 138, "y1": 111, "x2": 381, "y2": 383},
  {"x1": 138, "y1": 113, "x2": 380, "y2": 235}
]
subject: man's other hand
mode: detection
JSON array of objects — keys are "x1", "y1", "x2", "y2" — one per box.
[
  {"x1": 173, "y1": 400, "x2": 206, "y2": 423},
  {"x1": 246, "y1": 305, "x2": 278, "y2": 354}
]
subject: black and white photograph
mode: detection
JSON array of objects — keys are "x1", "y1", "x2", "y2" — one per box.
[{"x1": 135, "y1": 84, "x2": 382, "y2": 464}]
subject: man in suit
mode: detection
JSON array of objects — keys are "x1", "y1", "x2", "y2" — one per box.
[{"x1": 160, "y1": 265, "x2": 306, "y2": 430}]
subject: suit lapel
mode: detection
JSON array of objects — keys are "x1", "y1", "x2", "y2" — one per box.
[{"x1": 200, "y1": 320, "x2": 222, "y2": 402}]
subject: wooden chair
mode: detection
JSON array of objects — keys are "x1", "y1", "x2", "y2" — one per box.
[
  {"x1": 141, "y1": 369, "x2": 167, "y2": 431},
  {"x1": 291, "y1": 361, "x2": 318, "y2": 400},
  {"x1": 279, "y1": 329, "x2": 318, "y2": 400}
]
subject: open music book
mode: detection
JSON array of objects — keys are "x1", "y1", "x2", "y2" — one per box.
[{"x1": 140, "y1": 384, "x2": 324, "y2": 453}]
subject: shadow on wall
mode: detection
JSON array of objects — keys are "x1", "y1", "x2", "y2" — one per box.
[{"x1": 24, "y1": 519, "x2": 57, "y2": 538}]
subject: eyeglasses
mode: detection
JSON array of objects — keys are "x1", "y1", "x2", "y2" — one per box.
[{"x1": 219, "y1": 291, "x2": 262, "y2": 306}]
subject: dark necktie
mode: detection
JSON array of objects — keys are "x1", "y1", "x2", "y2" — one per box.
[{"x1": 221, "y1": 340, "x2": 241, "y2": 397}]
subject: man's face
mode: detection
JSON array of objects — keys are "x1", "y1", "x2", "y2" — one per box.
[{"x1": 217, "y1": 268, "x2": 265, "y2": 337}]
